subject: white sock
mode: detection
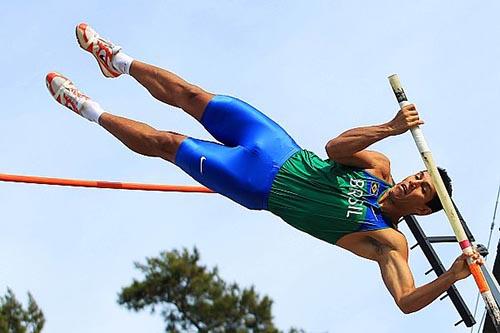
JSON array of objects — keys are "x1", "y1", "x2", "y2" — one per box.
[
  {"x1": 81, "y1": 100, "x2": 105, "y2": 123},
  {"x1": 112, "y1": 51, "x2": 134, "y2": 75}
]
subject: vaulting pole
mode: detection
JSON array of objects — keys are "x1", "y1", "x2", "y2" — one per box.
[
  {"x1": 0, "y1": 173, "x2": 213, "y2": 193},
  {"x1": 388, "y1": 74, "x2": 500, "y2": 332}
]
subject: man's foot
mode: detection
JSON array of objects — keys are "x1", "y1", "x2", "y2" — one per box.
[
  {"x1": 76, "y1": 23, "x2": 122, "y2": 78},
  {"x1": 46, "y1": 72, "x2": 90, "y2": 114},
  {"x1": 46, "y1": 72, "x2": 103, "y2": 122}
]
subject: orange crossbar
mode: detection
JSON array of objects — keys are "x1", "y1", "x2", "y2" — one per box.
[{"x1": 0, "y1": 173, "x2": 214, "y2": 193}]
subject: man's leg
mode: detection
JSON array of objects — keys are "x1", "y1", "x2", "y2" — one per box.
[
  {"x1": 76, "y1": 23, "x2": 213, "y2": 122},
  {"x1": 46, "y1": 72, "x2": 185, "y2": 163},
  {"x1": 129, "y1": 61, "x2": 213, "y2": 122},
  {"x1": 76, "y1": 23, "x2": 293, "y2": 150},
  {"x1": 98, "y1": 113, "x2": 185, "y2": 162},
  {"x1": 46, "y1": 72, "x2": 276, "y2": 209},
  {"x1": 97, "y1": 109, "x2": 278, "y2": 210}
]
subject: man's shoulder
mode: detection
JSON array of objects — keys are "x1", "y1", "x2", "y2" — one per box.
[{"x1": 354, "y1": 151, "x2": 393, "y2": 184}]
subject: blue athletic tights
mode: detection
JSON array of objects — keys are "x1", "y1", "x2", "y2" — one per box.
[{"x1": 175, "y1": 95, "x2": 300, "y2": 210}]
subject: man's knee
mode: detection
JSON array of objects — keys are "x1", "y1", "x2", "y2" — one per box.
[
  {"x1": 180, "y1": 85, "x2": 214, "y2": 119},
  {"x1": 151, "y1": 131, "x2": 187, "y2": 162},
  {"x1": 181, "y1": 84, "x2": 204, "y2": 100}
]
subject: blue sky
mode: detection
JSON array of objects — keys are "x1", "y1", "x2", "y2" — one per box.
[{"x1": 1, "y1": 1, "x2": 499, "y2": 332}]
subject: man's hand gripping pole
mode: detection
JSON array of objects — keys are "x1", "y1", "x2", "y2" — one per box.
[{"x1": 388, "y1": 74, "x2": 500, "y2": 330}]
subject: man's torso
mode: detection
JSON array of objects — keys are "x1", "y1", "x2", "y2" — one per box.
[{"x1": 267, "y1": 149, "x2": 396, "y2": 245}]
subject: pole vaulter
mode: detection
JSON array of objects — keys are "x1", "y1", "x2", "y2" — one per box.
[
  {"x1": 388, "y1": 74, "x2": 500, "y2": 332},
  {"x1": 2, "y1": 21, "x2": 494, "y2": 329}
]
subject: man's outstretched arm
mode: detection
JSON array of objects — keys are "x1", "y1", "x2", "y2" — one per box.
[{"x1": 377, "y1": 242, "x2": 481, "y2": 314}]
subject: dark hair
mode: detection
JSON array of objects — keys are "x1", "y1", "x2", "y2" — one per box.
[{"x1": 426, "y1": 167, "x2": 452, "y2": 213}]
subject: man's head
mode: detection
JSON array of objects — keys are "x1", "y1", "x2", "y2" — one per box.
[{"x1": 388, "y1": 167, "x2": 452, "y2": 216}]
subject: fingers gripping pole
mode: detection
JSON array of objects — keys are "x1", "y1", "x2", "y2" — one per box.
[{"x1": 388, "y1": 74, "x2": 500, "y2": 330}]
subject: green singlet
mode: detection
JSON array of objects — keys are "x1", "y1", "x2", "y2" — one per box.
[{"x1": 267, "y1": 150, "x2": 395, "y2": 245}]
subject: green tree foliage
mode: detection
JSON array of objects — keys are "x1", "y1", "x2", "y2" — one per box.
[
  {"x1": 118, "y1": 248, "x2": 304, "y2": 333},
  {"x1": 0, "y1": 289, "x2": 45, "y2": 333}
]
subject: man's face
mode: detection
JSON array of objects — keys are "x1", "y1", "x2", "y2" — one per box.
[{"x1": 389, "y1": 171, "x2": 437, "y2": 215}]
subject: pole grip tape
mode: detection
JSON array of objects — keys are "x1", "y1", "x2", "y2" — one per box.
[{"x1": 469, "y1": 263, "x2": 491, "y2": 293}]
